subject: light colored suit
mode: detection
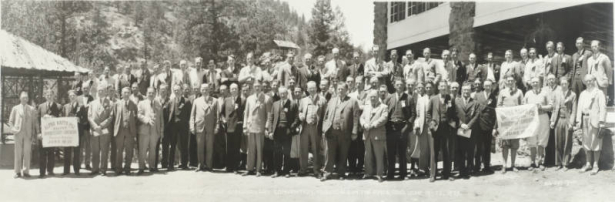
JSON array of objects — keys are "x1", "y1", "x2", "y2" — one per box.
[
  {"x1": 243, "y1": 93, "x2": 272, "y2": 172},
  {"x1": 360, "y1": 102, "x2": 388, "y2": 176},
  {"x1": 88, "y1": 98, "x2": 114, "y2": 173},
  {"x1": 364, "y1": 57, "x2": 388, "y2": 85},
  {"x1": 190, "y1": 95, "x2": 219, "y2": 169},
  {"x1": 587, "y1": 53, "x2": 611, "y2": 89},
  {"x1": 322, "y1": 95, "x2": 360, "y2": 175},
  {"x1": 137, "y1": 99, "x2": 164, "y2": 169},
  {"x1": 298, "y1": 94, "x2": 328, "y2": 173},
  {"x1": 8, "y1": 104, "x2": 37, "y2": 174},
  {"x1": 113, "y1": 100, "x2": 138, "y2": 171}
]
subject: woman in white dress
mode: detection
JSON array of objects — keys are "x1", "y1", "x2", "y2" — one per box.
[{"x1": 575, "y1": 74, "x2": 607, "y2": 175}]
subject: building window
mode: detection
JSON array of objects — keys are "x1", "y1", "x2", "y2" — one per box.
[
  {"x1": 390, "y1": 2, "x2": 406, "y2": 23},
  {"x1": 406, "y1": 2, "x2": 443, "y2": 16}
]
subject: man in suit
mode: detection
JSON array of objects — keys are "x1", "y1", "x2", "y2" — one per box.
[
  {"x1": 80, "y1": 85, "x2": 95, "y2": 170},
  {"x1": 220, "y1": 55, "x2": 240, "y2": 88},
  {"x1": 221, "y1": 83, "x2": 245, "y2": 173},
  {"x1": 319, "y1": 79, "x2": 333, "y2": 101},
  {"x1": 349, "y1": 52, "x2": 365, "y2": 81},
  {"x1": 113, "y1": 87, "x2": 138, "y2": 175},
  {"x1": 451, "y1": 48, "x2": 466, "y2": 84},
  {"x1": 278, "y1": 52, "x2": 304, "y2": 88},
  {"x1": 242, "y1": 81, "x2": 272, "y2": 176},
  {"x1": 387, "y1": 50, "x2": 403, "y2": 93},
  {"x1": 480, "y1": 52, "x2": 499, "y2": 85},
  {"x1": 293, "y1": 54, "x2": 310, "y2": 90},
  {"x1": 268, "y1": 86, "x2": 300, "y2": 178},
  {"x1": 454, "y1": 83, "x2": 479, "y2": 179},
  {"x1": 442, "y1": 50, "x2": 455, "y2": 84},
  {"x1": 134, "y1": 61, "x2": 151, "y2": 95},
  {"x1": 360, "y1": 90, "x2": 389, "y2": 182},
  {"x1": 190, "y1": 83, "x2": 220, "y2": 172},
  {"x1": 162, "y1": 85, "x2": 190, "y2": 171},
  {"x1": 137, "y1": 87, "x2": 164, "y2": 174},
  {"x1": 543, "y1": 42, "x2": 558, "y2": 80},
  {"x1": 298, "y1": 81, "x2": 328, "y2": 177},
  {"x1": 473, "y1": 80, "x2": 497, "y2": 174},
  {"x1": 88, "y1": 85, "x2": 114, "y2": 176},
  {"x1": 63, "y1": 90, "x2": 86, "y2": 175},
  {"x1": 554, "y1": 42, "x2": 573, "y2": 80},
  {"x1": 325, "y1": 48, "x2": 349, "y2": 83},
  {"x1": 9, "y1": 91, "x2": 37, "y2": 178},
  {"x1": 72, "y1": 72, "x2": 84, "y2": 96},
  {"x1": 365, "y1": 46, "x2": 388, "y2": 88},
  {"x1": 384, "y1": 79, "x2": 416, "y2": 180},
  {"x1": 304, "y1": 53, "x2": 321, "y2": 87},
  {"x1": 37, "y1": 90, "x2": 62, "y2": 178},
  {"x1": 347, "y1": 77, "x2": 367, "y2": 177},
  {"x1": 466, "y1": 53, "x2": 480, "y2": 83},
  {"x1": 571, "y1": 37, "x2": 591, "y2": 96},
  {"x1": 427, "y1": 80, "x2": 457, "y2": 182},
  {"x1": 588, "y1": 40, "x2": 612, "y2": 97},
  {"x1": 176, "y1": 84, "x2": 193, "y2": 170},
  {"x1": 321, "y1": 83, "x2": 360, "y2": 181}
]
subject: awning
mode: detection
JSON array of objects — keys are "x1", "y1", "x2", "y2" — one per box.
[
  {"x1": 273, "y1": 40, "x2": 300, "y2": 49},
  {"x1": 0, "y1": 29, "x2": 90, "y2": 74}
]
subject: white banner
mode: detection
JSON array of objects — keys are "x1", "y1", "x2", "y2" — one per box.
[
  {"x1": 41, "y1": 117, "x2": 79, "y2": 147},
  {"x1": 495, "y1": 104, "x2": 539, "y2": 140}
]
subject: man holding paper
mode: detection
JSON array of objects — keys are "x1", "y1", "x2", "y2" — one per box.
[
  {"x1": 37, "y1": 90, "x2": 62, "y2": 178},
  {"x1": 454, "y1": 83, "x2": 479, "y2": 179}
]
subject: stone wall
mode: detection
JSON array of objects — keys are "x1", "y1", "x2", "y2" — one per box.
[
  {"x1": 448, "y1": 2, "x2": 476, "y2": 64},
  {"x1": 373, "y1": 2, "x2": 388, "y2": 59}
]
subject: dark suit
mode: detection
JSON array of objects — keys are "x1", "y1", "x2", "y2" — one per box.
[
  {"x1": 38, "y1": 101, "x2": 62, "y2": 176},
  {"x1": 384, "y1": 92, "x2": 416, "y2": 178},
  {"x1": 80, "y1": 94, "x2": 94, "y2": 168},
  {"x1": 553, "y1": 53, "x2": 573, "y2": 79},
  {"x1": 63, "y1": 102, "x2": 87, "y2": 174},
  {"x1": 188, "y1": 96, "x2": 198, "y2": 167},
  {"x1": 478, "y1": 63, "x2": 500, "y2": 83},
  {"x1": 72, "y1": 80, "x2": 83, "y2": 96},
  {"x1": 322, "y1": 96, "x2": 359, "y2": 177},
  {"x1": 349, "y1": 62, "x2": 364, "y2": 79},
  {"x1": 426, "y1": 94, "x2": 456, "y2": 179},
  {"x1": 168, "y1": 96, "x2": 191, "y2": 169},
  {"x1": 571, "y1": 49, "x2": 591, "y2": 96},
  {"x1": 112, "y1": 99, "x2": 138, "y2": 173},
  {"x1": 220, "y1": 65, "x2": 240, "y2": 87},
  {"x1": 268, "y1": 99, "x2": 299, "y2": 174},
  {"x1": 454, "y1": 96, "x2": 479, "y2": 176},
  {"x1": 221, "y1": 96, "x2": 245, "y2": 171},
  {"x1": 335, "y1": 60, "x2": 351, "y2": 84},
  {"x1": 160, "y1": 96, "x2": 172, "y2": 168},
  {"x1": 473, "y1": 90, "x2": 497, "y2": 171},
  {"x1": 453, "y1": 60, "x2": 466, "y2": 83},
  {"x1": 466, "y1": 63, "x2": 480, "y2": 83}
]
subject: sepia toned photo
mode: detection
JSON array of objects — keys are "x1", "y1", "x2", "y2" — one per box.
[{"x1": 0, "y1": 0, "x2": 614, "y2": 201}]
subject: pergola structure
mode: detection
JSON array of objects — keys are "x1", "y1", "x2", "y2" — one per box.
[{"x1": 0, "y1": 29, "x2": 90, "y2": 140}]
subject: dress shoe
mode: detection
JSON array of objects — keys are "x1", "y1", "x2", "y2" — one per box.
[
  {"x1": 62, "y1": 173, "x2": 69, "y2": 176},
  {"x1": 101, "y1": 172, "x2": 107, "y2": 176},
  {"x1": 242, "y1": 171, "x2": 253, "y2": 176},
  {"x1": 168, "y1": 167, "x2": 176, "y2": 171},
  {"x1": 512, "y1": 167, "x2": 519, "y2": 172},
  {"x1": 376, "y1": 176, "x2": 384, "y2": 183},
  {"x1": 137, "y1": 170, "x2": 144, "y2": 175},
  {"x1": 14, "y1": 173, "x2": 21, "y2": 178},
  {"x1": 85, "y1": 165, "x2": 92, "y2": 170},
  {"x1": 429, "y1": 178, "x2": 435, "y2": 183},
  {"x1": 539, "y1": 165, "x2": 546, "y2": 171},
  {"x1": 579, "y1": 164, "x2": 592, "y2": 173},
  {"x1": 285, "y1": 174, "x2": 291, "y2": 178},
  {"x1": 271, "y1": 172, "x2": 279, "y2": 178},
  {"x1": 590, "y1": 167, "x2": 599, "y2": 175},
  {"x1": 38, "y1": 174, "x2": 45, "y2": 178},
  {"x1": 256, "y1": 172, "x2": 262, "y2": 177},
  {"x1": 320, "y1": 173, "x2": 330, "y2": 182},
  {"x1": 339, "y1": 176, "x2": 345, "y2": 180},
  {"x1": 362, "y1": 175, "x2": 372, "y2": 179},
  {"x1": 48, "y1": 172, "x2": 55, "y2": 176},
  {"x1": 23, "y1": 173, "x2": 31, "y2": 178},
  {"x1": 90, "y1": 171, "x2": 99, "y2": 176}
]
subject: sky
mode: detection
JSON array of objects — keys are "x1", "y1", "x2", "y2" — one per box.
[{"x1": 281, "y1": 0, "x2": 375, "y2": 51}]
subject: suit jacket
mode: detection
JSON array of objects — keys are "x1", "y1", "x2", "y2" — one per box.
[
  {"x1": 322, "y1": 95, "x2": 360, "y2": 137},
  {"x1": 465, "y1": 63, "x2": 480, "y2": 82},
  {"x1": 190, "y1": 96, "x2": 219, "y2": 134},
  {"x1": 268, "y1": 99, "x2": 300, "y2": 136},
  {"x1": 221, "y1": 96, "x2": 246, "y2": 133},
  {"x1": 298, "y1": 94, "x2": 328, "y2": 132},
  {"x1": 112, "y1": 99, "x2": 138, "y2": 137},
  {"x1": 364, "y1": 58, "x2": 388, "y2": 84},
  {"x1": 576, "y1": 89, "x2": 606, "y2": 128},
  {"x1": 427, "y1": 94, "x2": 457, "y2": 130},
  {"x1": 454, "y1": 96, "x2": 479, "y2": 130},
  {"x1": 478, "y1": 63, "x2": 500, "y2": 83},
  {"x1": 243, "y1": 93, "x2": 272, "y2": 134},
  {"x1": 8, "y1": 104, "x2": 37, "y2": 136},
  {"x1": 220, "y1": 65, "x2": 240, "y2": 86},
  {"x1": 552, "y1": 53, "x2": 573, "y2": 79},
  {"x1": 72, "y1": 80, "x2": 83, "y2": 96},
  {"x1": 360, "y1": 103, "x2": 388, "y2": 141},
  {"x1": 387, "y1": 61, "x2": 403, "y2": 81},
  {"x1": 169, "y1": 96, "x2": 192, "y2": 125},
  {"x1": 88, "y1": 98, "x2": 114, "y2": 136},
  {"x1": 571, "y1": 49, "x2": 591, "y2": 81},
  {"x1": 384, "y1": 92, "x2": 416, "y2": 132},
  {"x1": 64, "y1": 102, "x2": 88, "y2": 133},
  {"x1": 453, "y1": 60, "x2": 466, "y2": 83},
  {"x1": 587, "y1": 53, "x2": 612, "y2": 88},
  {"x1": 137, "y1": 99, "x2": 164, "y2": 137},
  {"x1": 551, "y1": 90, "x2": 577, "y2": 126},
  {"x1": 474, "y1": 90, "x2": 498, "y2": 131},
  {"x1": 38, "y1": 101, "x2": 62, "y2": 133},
  {"x1": 349, "y1": 62, "x2": 364, "y2": 79}
]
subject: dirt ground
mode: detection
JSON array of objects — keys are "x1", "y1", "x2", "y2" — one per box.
[{"x1": 1, "y1": 151, "x2": 614, "y2": 202}]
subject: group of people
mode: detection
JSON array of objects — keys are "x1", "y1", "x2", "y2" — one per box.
[{"x1": 7, "y1": 37, "x2": 612, "y2": 183}]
